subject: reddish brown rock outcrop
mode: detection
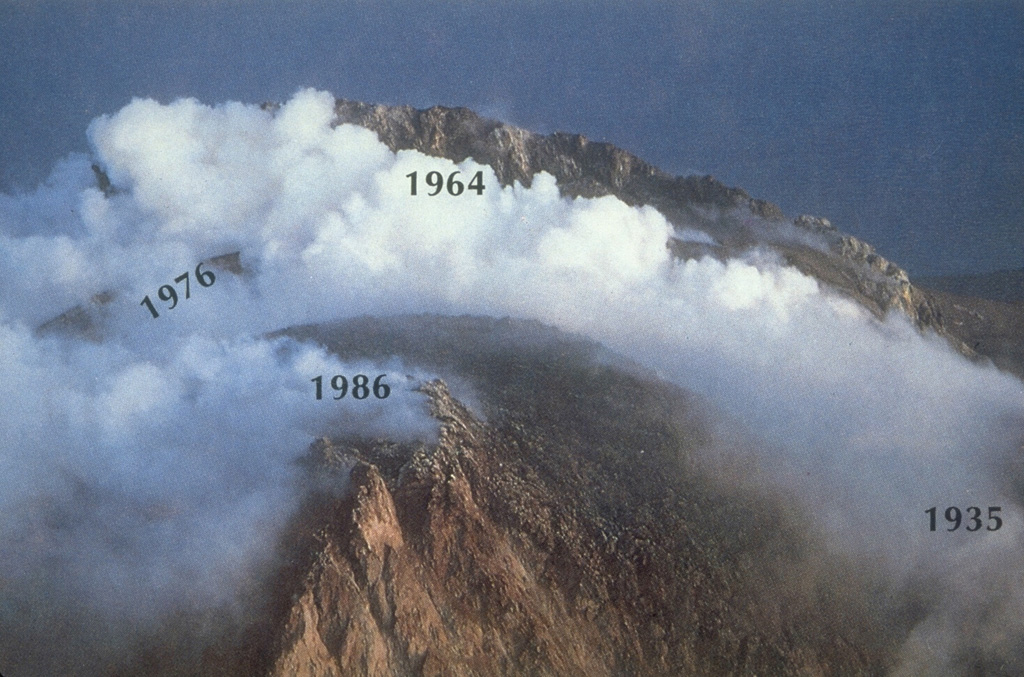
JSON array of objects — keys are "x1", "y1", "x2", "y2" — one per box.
[{"x1": 253, "y1": 370, "x2": 893, "y2": 676}]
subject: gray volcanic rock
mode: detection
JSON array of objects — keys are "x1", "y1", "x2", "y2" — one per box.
[
  {"x1": 34, "y1": 290, "x2": 117, "y2": 342},
  {"x1": 63, "y1": 98, "x2": 1016, "y2": 374},
  {"x1": 326, "y1": 99, "x2": 783, "y2": 219},
  {"x1": 201, "y1": 315, "x2": 900, "y2": 677},
  {"x1": 34, "y1": 251, "x2": 245, "y2": 342},
  {"x1": 317, "y1": 98, "x2": 1022, "y2": 375}
]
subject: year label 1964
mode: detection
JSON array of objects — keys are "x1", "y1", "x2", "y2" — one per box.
[{"x1": 407, "y1": 170, "x2": 484, "y2": 196}]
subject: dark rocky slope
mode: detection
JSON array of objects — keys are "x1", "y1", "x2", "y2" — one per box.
[{"x1": 138, "y1": 315, "x2": 904, "y2": 676}]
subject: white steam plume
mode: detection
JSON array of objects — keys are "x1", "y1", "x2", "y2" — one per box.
[{"x1": 1, "y1": 88, "x2": 1022, "y2": 674}]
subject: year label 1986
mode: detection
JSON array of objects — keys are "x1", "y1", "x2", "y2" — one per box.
[{"x1": 312, "y1": 374, "x2": 390, "y2": 400}]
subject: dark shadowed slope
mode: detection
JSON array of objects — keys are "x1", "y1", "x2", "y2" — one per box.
[{"x1": 250, "y1": 315, "x2": 904, "y2": 676}]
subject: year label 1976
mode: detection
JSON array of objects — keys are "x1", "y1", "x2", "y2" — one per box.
[{"x1": 141, "y1": 262, "x2": 216, "y2": 319}]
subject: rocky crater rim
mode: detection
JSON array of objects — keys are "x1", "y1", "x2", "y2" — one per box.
[{"x1": 82, "y1": 96, "x2": 1024, "y2": 374}]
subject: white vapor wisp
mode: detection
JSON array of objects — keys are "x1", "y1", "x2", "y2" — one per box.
[{"x1": 0, "y1": 89, "x2": 1022, "y2": 674}]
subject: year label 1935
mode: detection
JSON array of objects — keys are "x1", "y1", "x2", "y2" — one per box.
[{"x1": 926, "y1": 506, "x2": 1002, "y2": 532}]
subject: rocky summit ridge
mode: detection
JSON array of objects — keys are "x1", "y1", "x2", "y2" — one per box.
[
  {"x1": 73, "y1": 97, "x2": 1024, "y2": 375},
  {"x1": 318, "y1": 98, "x2": 1024, "y2": 377}
]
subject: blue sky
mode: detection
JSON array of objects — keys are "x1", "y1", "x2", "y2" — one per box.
[{"x1": 1, "y1": 0, "x2": 1021, "y2": 276}]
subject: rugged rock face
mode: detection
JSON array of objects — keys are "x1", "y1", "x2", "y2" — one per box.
[
  {"x1": 35, "y1": 251, "x2": 244, "y2": 342},
  {"x1": 324, "y1": 99, "x2": 783, "y2": 220},
  {"x1": 83, "y1": 315, "x2": 907, "y2": 676},
  {"x1": 72, "y1": 98, "x2": 1020, "y2": 372},
  {"x1": 270, "y1": 383, "x2": 678, "y2": 677},
  {"x1": 316, "y1": 98, "x2": 1023, "y2": 374},
  {"x1": 246, "y1": 317, "x2": 899, "y2": 677}
]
